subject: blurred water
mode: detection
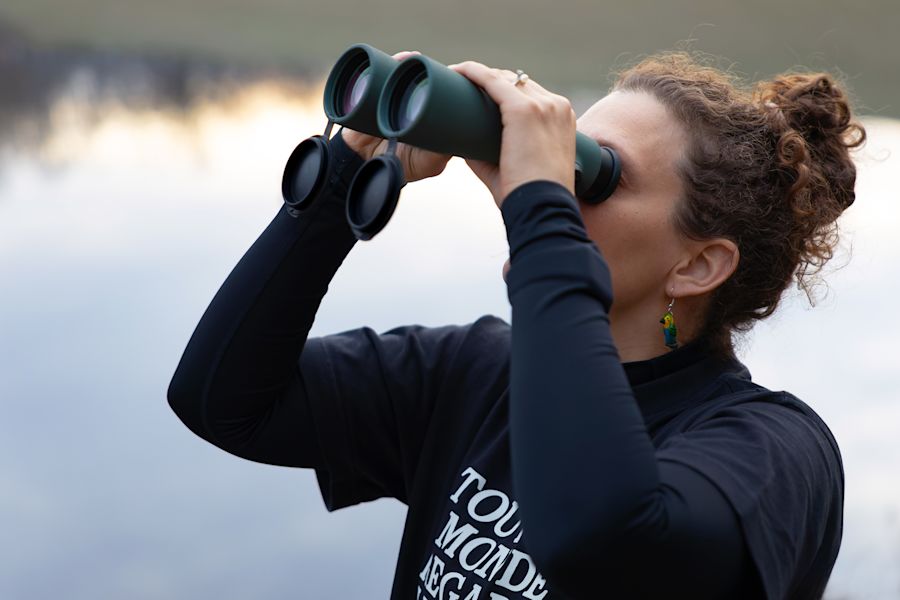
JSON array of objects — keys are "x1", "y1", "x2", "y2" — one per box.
[{"x1": 0, "y1": 71, "x2": 898, "y2": 599}]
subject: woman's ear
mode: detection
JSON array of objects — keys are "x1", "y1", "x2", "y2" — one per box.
[{"x1": 668, "y1": 237, "x2": 739, "y2": 298}]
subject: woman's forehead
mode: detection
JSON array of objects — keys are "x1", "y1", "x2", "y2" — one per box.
[{"x1": 577, "y1": 91, "x2": 686, "y2": 163}]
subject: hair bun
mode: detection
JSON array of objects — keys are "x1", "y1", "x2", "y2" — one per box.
[
  {"x1": 754, "y1": 73, "x2": 865, "y2": 212},
  {"x1": 757, "y1": 73, "x2": 853, "y2": 140}
]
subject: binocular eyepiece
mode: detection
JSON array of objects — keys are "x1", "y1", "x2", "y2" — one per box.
[{"x1": 282, "y1": 43, "x2": 621, "y2": 240}]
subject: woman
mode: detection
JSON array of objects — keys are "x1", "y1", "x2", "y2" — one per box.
[{"x1": 167, "y1": 50, "x2": 864, "y2": 599}]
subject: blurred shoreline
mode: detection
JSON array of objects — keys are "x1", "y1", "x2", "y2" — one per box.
[{"x1": 0, "y1": 19, "x2": 318, "y2": 155}]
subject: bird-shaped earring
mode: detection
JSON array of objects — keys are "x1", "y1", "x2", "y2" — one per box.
[{"x1": 660, "y1": 297, "x2": 678, "y2": 350}]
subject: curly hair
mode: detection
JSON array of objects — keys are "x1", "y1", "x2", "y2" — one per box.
[{"x1": 613, "y1": 53, "x2": 866, "y2": 356}]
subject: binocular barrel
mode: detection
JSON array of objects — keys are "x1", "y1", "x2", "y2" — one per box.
[
  {"x1": 375, "y1": 53, "x2": 501, "y2": 163},
  {"x1": 323, "y1": 45, "x2": 400, "y2": 136},
  {"x1": 323, "y1": 43, "x2": 620, "y2": 201},
  {"x1": 376, "y1": 52, "x2": 620, "y2": 202}
]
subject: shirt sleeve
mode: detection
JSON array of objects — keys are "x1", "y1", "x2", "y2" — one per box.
[
  {"x1": 655, "y1": 393, "x2": 845, "y2": 600},
  {"x1": 167, "y1": 127, "x2": 365, "y2": 468},
  {"x1": 167, "y1": 126, "x2": 497, "y2": 514},
  {"x1": 499, "y1": 180, "x2": 837, "y2": 599}
]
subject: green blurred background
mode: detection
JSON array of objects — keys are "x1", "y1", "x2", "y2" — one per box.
[{"x1": 1, "y1": 0, "x2": 896, "y2": 115}]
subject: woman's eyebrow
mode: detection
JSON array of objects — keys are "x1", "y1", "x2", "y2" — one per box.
[{"x1": 593, "y1": 136, "x2": 637, "y2": 183}]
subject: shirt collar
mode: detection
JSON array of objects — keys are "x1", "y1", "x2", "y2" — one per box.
[{"x1": 623, "y1": 336, "x2": 751, "y2": 420}]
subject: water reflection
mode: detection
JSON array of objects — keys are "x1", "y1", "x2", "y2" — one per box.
[
  {"x1": 0, "y1": 33, "x2": 898, "y2": 600},
  {"x1": 0, "y1": 19, "x2": 316, "y2": 162}
]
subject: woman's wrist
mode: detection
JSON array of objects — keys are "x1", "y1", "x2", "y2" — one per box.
[
  {"x1": 500, "y1": 179, "x2": 576, "y2": 212},
  {"x1": 328, "y1": 129, "x2": 369, "y2": 192}
]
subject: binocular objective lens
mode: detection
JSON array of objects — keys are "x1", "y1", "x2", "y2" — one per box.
[
  {"x1": 391, "y1": 70, "x2": 429, "y2": 131},
  {"x1": 340, "y1": 61, "x2": 372, "y2": 116}
]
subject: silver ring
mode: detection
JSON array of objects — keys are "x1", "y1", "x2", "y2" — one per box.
[{"x1": 514, "y1": 69, "x2": 530, "y2": 87}]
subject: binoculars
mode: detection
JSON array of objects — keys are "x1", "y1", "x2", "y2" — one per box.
[{"x1": 282, "y1": 43, "x2": 621, "y2": 240}]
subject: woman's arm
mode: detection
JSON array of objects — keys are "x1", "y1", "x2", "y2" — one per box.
[
  {"x1": 501, "y1": 180, "x2": 752, "y2": 598},
  {"x1": 166, "y1": 127, "x2": 477, "y2": 510},
  {"x1": 166, "y1": 129, "x2": 364, "y2": 468}
]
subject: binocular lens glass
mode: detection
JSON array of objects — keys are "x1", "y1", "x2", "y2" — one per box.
[
  {"x1": 339, "y1": 60, "x2": 372, "y2": 116},
  {"x1": 391, "y1": 69, "x2": 429, "y2": 131}
]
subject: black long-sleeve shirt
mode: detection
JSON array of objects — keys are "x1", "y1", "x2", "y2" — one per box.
[{"x1": 168, "y1": 128, "x2": 844, "y2": 599}]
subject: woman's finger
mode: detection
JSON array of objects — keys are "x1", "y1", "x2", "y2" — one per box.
[
  {"x1": 494, "y1": 68, "x2": 555, "y2": 99},
  {"x1": 392, "y1": 50, "x2": 421, "y2": 60},
  {"x1": 447, "y1": 61, "x2": 539, "y2": 108}
]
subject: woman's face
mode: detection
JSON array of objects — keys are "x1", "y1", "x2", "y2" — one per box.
[{"x1": 573, "y1": 90, "x2": 691, "y2": 318}]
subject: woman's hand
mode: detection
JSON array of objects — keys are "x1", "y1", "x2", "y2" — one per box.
[
  {"x1": 341, "y1": 51, "x2": 453, "y2": 183},
  {"x1": 446, "y1": 61, "x2": 577, "y2": 209}
]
